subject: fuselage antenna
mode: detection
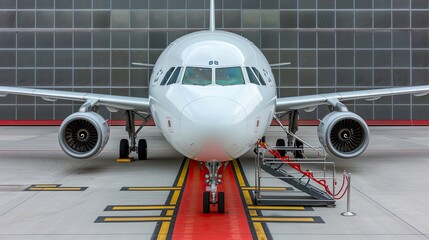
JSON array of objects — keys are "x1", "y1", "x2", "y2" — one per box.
[{"x1": 209, "y1": 0, "x2": 215, "y2": 32}]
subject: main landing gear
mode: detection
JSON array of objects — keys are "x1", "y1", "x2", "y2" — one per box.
[
  {"x1": 119, "y1": 110, "x2": 150, "y2": 160},
  {"x1": 203, "y1": 161, "x2": 225, "y2": 213},
  {"x1": 274, "y1": 110, "x2": 304, "y2": 159}
]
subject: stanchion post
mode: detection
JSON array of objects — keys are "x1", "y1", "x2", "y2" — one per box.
[{"x1": 341, "y1": 172, "x2": 356, "y2": 217}]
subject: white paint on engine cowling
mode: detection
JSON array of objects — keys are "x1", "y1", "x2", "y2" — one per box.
[
  {"x1": 58, "y1": 112, "x2": 110, "y2": 159},
  {"x1": 317, "y1": 111, "x2": 370, "y2": 159}
]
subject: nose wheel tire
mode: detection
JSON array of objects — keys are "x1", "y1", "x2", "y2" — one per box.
[
  {"x1": 138, "y1": 139, "x2": 147, "y2": 160},
  {"x1": 202, "y1": 191, "x2": 225, "y2": 213},
  {"x1": 218, "y1": 192, "x2": 225, "y2": 213},
  {"x1": 119, "y1": 139, "x2": 130, "y2": 158},
  {"x1": 203, "y1": 192, "x2": 210, "y2": 213}
]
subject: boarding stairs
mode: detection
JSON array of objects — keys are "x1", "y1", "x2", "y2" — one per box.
[{"x1": 254, "y1": 117, "x2": 336, "y2": 207}]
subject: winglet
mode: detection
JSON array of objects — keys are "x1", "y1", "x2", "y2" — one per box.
[
  {"x1": 270, "y1": 62, "x2": 291, "y2": 68},
  {"x1": 209, "y1": 0, "x2": 215, "y2": 32},
  {"x1": 132, "y1": 62, "x2": 155, "y2": 68}
]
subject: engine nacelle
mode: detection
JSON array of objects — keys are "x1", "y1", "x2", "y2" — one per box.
[
  {"x1": 58, "y1": 112, "x2": 110, "y2": 159},
  {"x1": 317, "y1": 112, "x2": 370, "y2": 159}
]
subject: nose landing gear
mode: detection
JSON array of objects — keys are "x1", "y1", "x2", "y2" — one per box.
[{"x1": 202, "y1": 161, "x2": 225, "y2": 213}]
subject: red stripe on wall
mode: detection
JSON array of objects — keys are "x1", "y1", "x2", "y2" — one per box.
[
  {"x1": 271, "y1": 120, "x2": 429, "y2": 126},
  {"x1": 0, "y1": 120, "x2": 156, "y2": 126},
  {"x1": 0, "y1": 120, "x2": 428, "y2": 126},
  {"x1": 0, "y1": 120, "x2": 64, "y2": 126}
]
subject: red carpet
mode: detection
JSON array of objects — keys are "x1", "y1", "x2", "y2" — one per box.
[{"x1": 172, "y1": 160, "x2": 252, "y2": 239}]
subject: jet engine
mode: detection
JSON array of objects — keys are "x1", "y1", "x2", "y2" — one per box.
[
  {"x1": 317, "y1": 111, "x2": 369, "y2": 159},
  {"x1": 58, "y1": 112, "x2": 110, "y2": 159}
]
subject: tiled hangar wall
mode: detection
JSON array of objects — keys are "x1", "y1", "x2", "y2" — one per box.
[{"x1": 0, "y1": 0, "x2": 429, "y2": 121}]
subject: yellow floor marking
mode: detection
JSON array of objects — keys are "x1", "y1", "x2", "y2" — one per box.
[
  {"x1": 249, "y1": 210, "x2": 258, "y2": 217},
  {"x1": 116, "y1": 158, "x2": 134, "y2": 163},
  {"x1": 231, "y1": 160, "x2": 268, "y2": 239},
  {"x1": 253, "y1": 222, "x2": 268, "y2": 240},
  {"x1": 127, "y1": 187, "x2": 181, "y2": 191},
  {"x1": 248, "y1": 206, "x2": 306, "y2": 211},
  {"x1": 104, "y1": 217, "x2": 171, "y2": 222},
  {"x1": 96, "y1": 158, "x2": 190, "y2": 240},
  {"x1": 28, "y1": 187, "x2": 83, "y2": 191},
  {"x1": 112, "y1": 206, "x2": 175, "y2": 211},
  {"x1": 176, "y1": 159, "x2": 190, "y2": 187},
  {"x1": 166, "y1": 210, "x2": 174, "y2": 216},
  {"x1": 242, "y1": 190, "x2": 253, "y2": 206},
  {"x1": 155, "y1": 159, "x2": 189, "y2": 239},
  {"x1": 232, "y1": 160, "x2": 246, "y2": 187},
  {"x1": 169, "y1": 190, "x2": 180, "y2": 205},
  {"x1": 166, "y1": 158, "x2": 189, "y2": 206},
  {"x1": 252, "y1": 217, "x2": 315, "y2": 222},
  {"x1": 157, "y1": 221, "x2": 171, "y2": 240},
  {"x1": 242, "y1": 187, "x2": 287, "y2": 191}
]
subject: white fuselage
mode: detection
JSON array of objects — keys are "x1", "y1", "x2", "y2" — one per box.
[{"x1": 149, "y1": 30, "x2": 277, "y2": 162}]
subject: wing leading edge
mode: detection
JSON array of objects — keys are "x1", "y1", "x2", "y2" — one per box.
[
  {"x1": 276, "y1": 85, "x2": 429, "y2": 112},
  {"x1": 0, "y1": 86, "x2": 150, "y2": 113}
]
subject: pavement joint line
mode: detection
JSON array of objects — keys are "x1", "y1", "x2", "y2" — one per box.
[{"x1": 354, "y1": 187, "x2": 428, "y2": 237}]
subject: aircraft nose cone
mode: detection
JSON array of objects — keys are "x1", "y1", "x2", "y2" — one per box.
[{"x1": 180, "y1": 97, "x2": 247, "y2": 161}]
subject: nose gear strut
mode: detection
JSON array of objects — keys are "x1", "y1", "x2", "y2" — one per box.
[{"x1": 203, "y1": 160, "x2": 225, "y2": 213}]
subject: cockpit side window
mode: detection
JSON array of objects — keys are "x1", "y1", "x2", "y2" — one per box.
[
  {"x1": 167, "y1": 67, "x2": 182, "y2": 85},
  {"x1": 182, "y1": 67, "x2": 212, "y2": 86},
  {"x1": 160, "y1": 67, "x2": 175, "y2": 86},
  {"x1": 252, "y1": 67, "x2": 266, "y2": 86},
  {"x1": 215, "y1": 67, "x2": 245, "y2": 86},
  {"x1": 246, "y1": 67, "x2": 261, "y2": 85}
]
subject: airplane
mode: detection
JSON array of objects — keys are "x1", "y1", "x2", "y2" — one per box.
[{"x1": 1, "y1": 0, "x2": 429, "y2": 213}]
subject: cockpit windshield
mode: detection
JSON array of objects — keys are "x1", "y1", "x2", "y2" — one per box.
[
  {"x1": 182, "y1": 67, "x2": 212, "y2": 86},
  {"x1": 215, "y1": 67, "x2": 245, "y2": 86},
  {"x1": 182, "y1": 66, "x2": 246, "y2": 86}
]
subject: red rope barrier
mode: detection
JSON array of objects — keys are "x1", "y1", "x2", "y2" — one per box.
[{"x1": 258, "y1": 141, "x2": 349, "y2": 200}]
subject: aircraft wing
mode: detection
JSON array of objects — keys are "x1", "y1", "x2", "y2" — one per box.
[
  {"x1": 0, "y1": 86, "x2": 150, "y2": 113},
  {"x1": 276, "y1": 85, "x2": 429, "y2": 112}
]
